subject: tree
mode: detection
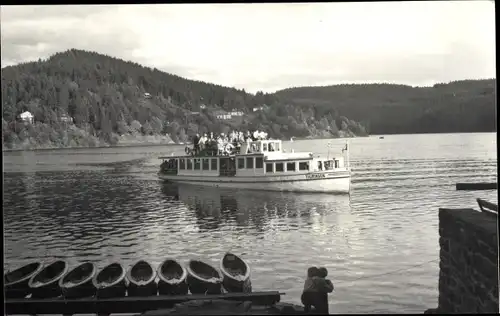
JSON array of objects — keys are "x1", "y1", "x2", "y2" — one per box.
[{"x1": 130, "y1": 120, "x2": 142, "y2": 134}]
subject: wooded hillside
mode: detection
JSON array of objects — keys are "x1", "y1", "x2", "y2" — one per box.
[
  {"x1": 1, "y1": 49, "x2": 366, "y2": 150},
  {"x1": 275, "y1": 79, "x2": 496, "y2": 134}
]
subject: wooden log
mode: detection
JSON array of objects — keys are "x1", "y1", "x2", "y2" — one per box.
[
  {"x1": 455, "y1": 182, "x2": 497, "y2": 191},
  {"x1": 5, "y1": 291, "x2": 284, "y2": 315}
]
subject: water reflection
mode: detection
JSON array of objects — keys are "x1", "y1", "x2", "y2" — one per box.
[{"x1": 162, "y1": 183, "x2": 352, "y2": 234}]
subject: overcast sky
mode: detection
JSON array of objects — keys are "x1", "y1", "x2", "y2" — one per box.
[{"x1": 0, "y1": 2, "x2": 495, "y2": 93}]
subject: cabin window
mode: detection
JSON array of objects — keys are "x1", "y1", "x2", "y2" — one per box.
[
  {"x1": 324, "y1": 160, "x2": 334, "y2": 170},
  {"x1": 246, "y1": 157, "x2": 254, "y2": 169},
  {"x1": 287, "y1": 162, "x2": 296, "y2": 172},
  {"x1": 194, "y1": 159, "x2": 201, "y2": 170},
  {"x1": 187, "y1": 159, "x2": 193, "y2": 170},
  {"x1": 266, "y1": 163, "x2": 273, "y2": 173},
  {"x1": 299, "y1": 162, "x2": 309, "y2": 171},
  {"x1": 179, "y1": 159, "x2": 185, "y2": 170},
  {"x1": 255, "y1": 157, "x2": 263, "y2": 168},
  {"x1": 211, "y1": 158, "x2": 218, "y2": 170},
  {"x1": 275, "y1": 142, "x2": 280, "y2": 151},
  {"x1": 251, "y1": 143, "x2": 258, "y2": 153},
  {"x1": 275, "y1": 162, "x2": 284, "y2": 172},
  {"x1": 238, "y1": 158, "x2": 245, "y2": 169},
  {"x1": 202, "y1": 158, "x2": 210, "y2": 170},
  {"x1": 269, "y1": 143, "x2": 275, "y2": 152},
  {"x1": 263, "y1": 143, "x2": 268, "y2": 152},
  {"x1": 335, "y1": 160, "x2": 339, "y2": 168}
]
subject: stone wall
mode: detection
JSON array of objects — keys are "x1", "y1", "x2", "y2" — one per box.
[{"x1": 435, "y1": 208, "x2": 499, "y2": 313}]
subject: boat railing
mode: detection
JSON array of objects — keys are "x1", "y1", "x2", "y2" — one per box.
[{"x1": 219, "y1": 170, "x2": 236, "y2": 177}]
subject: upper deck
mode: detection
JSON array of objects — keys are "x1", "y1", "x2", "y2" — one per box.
[{"x1": 159, "y1": 139, "x2": 313, "y2": 161}]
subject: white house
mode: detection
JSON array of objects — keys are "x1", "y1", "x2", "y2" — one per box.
[
  {"x1": 229, "y1": 109, "x2": 244, "y2": 116},
  {"x1": 144, "y1": 92, "x2": 152, "y2": 98},
  {"x1": 18, "y1": 111, "x2": 34, "y2": 124},
  {"x1": 60, "y1": 113, "x2": 74, "y2": 123},
  {"x1": 214, "y1": 110, "x2": 232, "y2": 120}
]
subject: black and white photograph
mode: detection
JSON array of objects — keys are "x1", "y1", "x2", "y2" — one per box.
[{"x1": 2, "y1": 2, "x2": 498, "y2": 315}]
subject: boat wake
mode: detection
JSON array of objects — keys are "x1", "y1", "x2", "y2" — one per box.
[{"x1": 72, "y1": 158, "x2": 148, "y2": 171}]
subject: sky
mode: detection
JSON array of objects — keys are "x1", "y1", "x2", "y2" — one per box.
[{"x1": 0, "y1": 2, "x2": 496, "y2": 93}]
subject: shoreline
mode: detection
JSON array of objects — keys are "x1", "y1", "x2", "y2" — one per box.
[{"x1": 2, "y1": 131, "x2": 494, "y2": 153}]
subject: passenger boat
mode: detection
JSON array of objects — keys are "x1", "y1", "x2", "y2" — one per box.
[
  {"x1": 28, "y1": 260, "x2": 68, "y2": 299},
  {"x1": 157, "y1": 259, "x2": 188, "y2": 295},
  {"x1": 186, "y1": 260, "x2": 223, "y2": 294},
  {"x1": 59, "y1": 262, "x2": 97, "y2": 298},
  {"x1": 158, "y1": 139, "x2": 351, "y2": 194},
  {"x1": 92, "y1": 262, "x2": 127, "y2": 298},
  {"x1": 126, "y1": 260, "x2": 157, "y2": 297},
  {"x1": 220, "y1": 253, "x2": 252, "y2": 293},
  {"x1": 4, "y1": 262, "x2": 44, "y2": 298}
]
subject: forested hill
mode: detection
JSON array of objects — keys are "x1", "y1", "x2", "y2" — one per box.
[
  {"x1": 1, "y1": 49, "x2": 367, "y2": 150},
  {"x1": 274, "y1": 79, "x2": 496, "y2": 135}
]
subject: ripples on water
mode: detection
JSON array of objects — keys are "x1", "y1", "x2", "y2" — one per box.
[{"x1": 3, "y1": 133, "x2": 497, "y2": 314}]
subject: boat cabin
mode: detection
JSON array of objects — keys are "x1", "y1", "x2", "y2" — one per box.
[{"x1": 159, "y1": 139, "x2": 347, "y2": 177}]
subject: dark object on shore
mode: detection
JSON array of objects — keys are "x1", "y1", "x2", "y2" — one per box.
[
  {"x1": 59, "y1": 262, "x2": 97, "y2": 298},
  {"x1": 5, "y1": 291, "x2": 284, "y2": 315},
  {"x1": 4, "y1": 262, "x2": 44, "y2": 298},
  {"x1": 477, "y1": 198, "x2": 498, "y2": 215},
  {"x1": 186, "y1": 260, "x2": 223, "y2": 294},
  {"x1": 379, "y1": 136, "x2": 384, "y2": 139},
  {"x1": 158, "y1": 259, "x2": 188, "y2": 295},
  {"x1": 220, "y1": 253, "x2": 252, "y2": 293},
  {"x1": 28, "y1": 260, "x2": 68, "y2": 299},
  {"x1": 92, "y1": 262, "x2": 127, "y2": 298},
  {"x1": 455, "y1": 182, "x2": 497, "y2": 191},
  {"x1": 127, "y1": 260, "x2": 158, "y2": 297}
]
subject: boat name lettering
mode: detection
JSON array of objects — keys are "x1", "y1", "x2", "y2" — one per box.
[{"x1": 306, "y1": 173, "x2": 326, "y2": 179}]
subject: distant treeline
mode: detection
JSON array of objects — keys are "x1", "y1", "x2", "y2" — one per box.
[
  {"x1": 1, "y1": 49, "x2": 366, "y2": 150},
  {"x1": 275, "y1": 79, "x2": 496, "y2": 134}
]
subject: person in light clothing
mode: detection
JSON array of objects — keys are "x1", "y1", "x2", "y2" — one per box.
[{"x1": 198, "y1": 133, "x2": 207, "y2": 151}]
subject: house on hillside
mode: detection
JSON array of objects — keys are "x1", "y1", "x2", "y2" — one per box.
[
  {"x1": 214, "y1": 110, "x2": 231, "y2": 120},
  {"x1": 253, "y1": 105, "x2": 266, "y2": 112},
  {"x1": 144, "y1": 92, "x2": 152, "y2": 99},
  {"x1": 60, "y1": 113, "x2": 74, "y2": 123},
  {"x1": 200, "y1": 104, "x2": 207, "y2": 109},
  {"x1": 229, "y1": 109, "x2": 244, "y2": 116},
  {"x1": 17, "y1": 111, "x2": 34, "y2": 124}
]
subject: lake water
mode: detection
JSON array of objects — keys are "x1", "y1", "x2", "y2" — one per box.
[{"x1": 3, "y1": 133, "x2": 497, "y2": 314}]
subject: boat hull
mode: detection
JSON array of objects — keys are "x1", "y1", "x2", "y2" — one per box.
[
  {"x1": 29, "y1": 261, "x2": 68, "y2": 299},
  {"x1": 127, "y1": 260, "x2": 157, "y2": 297},
  {"x1": 59, "y1": 262, "x2": 97, "y2": 299},
  {"x1": 186, "y1": 261, "x2": 223, "y2": 295},
  {"x1": 158, "y1": 171, "x2": 351, "y2": 194},
  {"x1": 4, "y1": 262, "x2": 44, "y2": 299},
  {"x1": 186, "y1": 274, "x2": 222, "y2": 295},
  {"x1": 93, "y1": 263, "x2": 127, "y2": 299},
  {"x1": 62, "y1": 279, "x2": 96, "y2": 299},
  {"x1": 158, "y1": 279, "x2": 189, "y2": 296},
  {"x1": 127, "y1": 281, "x2": 157, "y2": 297},
  {"x1": 222, "y1": 276, "x2": 252, "y2": 293},
  {"x1": 157, "y1": 259, "x2": 188, "y2": 296},
  {"x1": 220, "y1": 253, "x2": 252, "y2": 293}
]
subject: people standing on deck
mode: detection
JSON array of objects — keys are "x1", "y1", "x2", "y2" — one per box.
[
  {"x1": 193, "y1": 133, "x2": 200, "y2": 154},
  {"x1": 198, "y1": 133, "x2": 208, "y2": 151}
]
